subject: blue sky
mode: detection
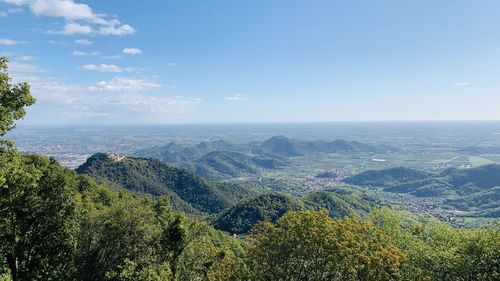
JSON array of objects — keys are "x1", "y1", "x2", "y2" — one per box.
[{"x1": 1, "y1": 0, "x2": 500, "y2": 125}]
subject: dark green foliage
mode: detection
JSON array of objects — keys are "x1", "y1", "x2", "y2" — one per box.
[
  {"x1": 444, "y1": 187, "x2": 500, "y2": 217},
  {"x1": 311, "y1": 139, "x2": 378, "y2": 153},
  {"x1": 370, "y1": 209, "x2": 500, "y2": 281},
  {"x1": 77, "y1": 199, "x2": 163, "y2": 281},
  {"x1": 303, "y1": 191, "x2": 357, "y2": 218},
  {"x1": 192, "y1": 151, "x2": 290, "y2": 179},
  {"x1": 196, "y1": 151, "x2": 259, "y2": 177},
  {"x1": 0, "y1": 152, "x2": 78, "y2": 281},
  {"x1": 384, "y1": 178, "x2": 454, "y2": 197},
  {"x1": 76, "y1": 153, "x2": 252, "y2": 214},
  {"x1": 442, "y1": 164, "x2": 500, "y2": 191},
  {"x1": 251, "y1": 153, "x2": 290, "y2": 169},
  {"x1": 344, "y1": 166, "x2": 431, "y2": 188},
  {"x1": 260, "y1": 136, "x2": 304, "y2": 156},
  {"x1": 345, "y1": 165, "x2": 500, "y2": 217},
  {"x1": 213, "y1": 193, "x2": 304, "y2": 234},
  {"x1": 0, "y1": 57, "x2": 36, "y2": 138}
]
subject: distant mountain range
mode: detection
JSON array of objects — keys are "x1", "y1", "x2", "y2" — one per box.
[{"x1": 134, "y1": 136, "x2": 381, "y2": 179}]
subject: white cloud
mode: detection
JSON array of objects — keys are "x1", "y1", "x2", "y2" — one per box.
[
  {"x1": 0, "y1": 38, "x2": 27, "y2": 45},
  {"x1": 71, "y1": 50, "x2": 100, "y2": 56},
  {"x1": 8, "y1": 61, "x2": 43, "y2": 73},
  {"x1": 122, "y1": 48, "x2": 142, "y2": 55},
  {"x1": 57, "y1": 22, "x2": 93, "y2": 35},
  {"x1": 82, "y1": 64, "x2": 134, "y2": 73},
  {"x1": 74, "y1": 38, "x2": 92, "y2": 45},
  {"x1": 16, "y1": 55, "x2": 34, "y2": 61},
  {"x1": 167, "y1": 62, "x2": 176, "y2": 66},
  {"x1": 5, "y1": 59, "x2": 199, "y2": 122},
  {"x1": 2, "y1": 0, "x2": 135, "y2": 36},
  {"x1": 104, "y1": 95, "x2": 201, "y2": 113},
  {"x1": 89, "y1": 77, "x2": 159, "y2": 92},
  {"x1": 224, "y1": 94, "x2": 247, "y2": 101},
  {"x1": 454, "y1": 82, "x2": 469, "y2": 87},
  {"x1": 99, "y1": 24, "x2": 135, "y2": 36}
]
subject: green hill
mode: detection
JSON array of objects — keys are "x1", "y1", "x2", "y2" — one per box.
[
  {"x1": 193, "y1": 150, "x2": 291, "y2": 179},
  {"x1": 303, "y1": 191, "x2": 357, "y2": 218},
  {"x1": 344, "y1": 167, "x2": 431, "y2": 188},
  {"x1": 259, "y1": 136, "x2": 379, "y2": 157},
  {"x1": 213, "y1": 193, "x2": 304, "y2": 234},
  {"x1": 441, "y1": 164, "x2": 500, "y2": 193},
  {"x1": 76, "y1": 153, "x2": 254, "y2": 214},
  {"x1": 195, "y1": 151, "x2": 259, "y2": 178},
  {"x1": 260, "y1": 136, "x2": 304, "y2": 157},
  {"x1": 343, "y1": 164, "x2": 500, "y2": 216},
  {"x1": 309, "y1": 139, "x2": 378, "y2": 153}
]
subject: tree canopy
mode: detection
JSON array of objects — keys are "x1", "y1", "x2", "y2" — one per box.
[{"x1": 0, "y1": 57, "x2": 35, "y2": 138}]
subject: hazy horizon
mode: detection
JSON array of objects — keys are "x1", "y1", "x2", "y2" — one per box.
[{"x1": 2, "y1": 0, "x2": 500, "y2": 125}]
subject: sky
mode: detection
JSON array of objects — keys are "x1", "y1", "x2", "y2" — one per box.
[{"x1": 1, "y1": 0, "x2": 500, "y2": 125}]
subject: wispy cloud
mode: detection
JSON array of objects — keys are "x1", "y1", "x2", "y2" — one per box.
[
  {"x1": 0, "y1": 38, "x2": 27, "y2": 45},
  {"x1": 71, "y1": 50, "x2": 100, "y2": 56},
  {"x1": 74, "y1": 38, "x2": 93, "y2": 45},
  {"x1": 454, "y1": 82, "x2": 469, "y2": 87},
  {"x1": 8, "y1": 61, "x2": 43, "y2": 73},
  {"x1": 56, "y1": 22, "x2": 93, "y2": 35},
  {"x1": 2, "y1": 0, "x2": 135, "y2": 36},
  {"x1": 224, "y1": 94, "x2": 247, "y2": 101},
  {"x1": 6, "y1": 62, "x2": 199, "y2": 121},
  {"x1": 82, "y1": 64, "x2": 135, "y2": 73},
  {"x1": 167, "y1": 62, "x2": 177, "y2": 66},
  {"x1": 16, "y1": 55, "x2": 34, "y2": 61},
  {"x1": 89, "y1": 77, "x2": 160, "y2": 92},
  {"x1": 122, "y1": 48, "x2": 142, "y2": 55}
]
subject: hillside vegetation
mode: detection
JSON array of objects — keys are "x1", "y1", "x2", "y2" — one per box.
[
  {"x1": 76, "y1": 152, "x2": 254, "y2": 214},
  {"x1": 344, "y1": 164, "x2": 500, "y2": 217}
]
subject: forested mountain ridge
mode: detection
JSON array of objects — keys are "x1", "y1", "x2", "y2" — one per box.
[{"x1": 76, "y1": 152, "x2": 255, "y2": 214}]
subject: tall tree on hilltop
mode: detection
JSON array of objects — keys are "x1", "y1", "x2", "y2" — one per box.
[{"x1": 0, "y1": 57, "x2": 35, "y2": 141}]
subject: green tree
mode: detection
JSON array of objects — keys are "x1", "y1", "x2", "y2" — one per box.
[
  {"x1": 247, "y1": 210, "x2": 404, "y2": 281},
  {"x1": 0, "y1": 57, "x2": 35, "y2": 140},
  {"x1": 77, "y1": 199, "x2": 164, "y2": 281},
  {"x1": 0, "y1": 152, "x2": 78, "y2": 281},
  {"x1": 370, "y1": 208, "x2": 500, "y2": 281}
]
